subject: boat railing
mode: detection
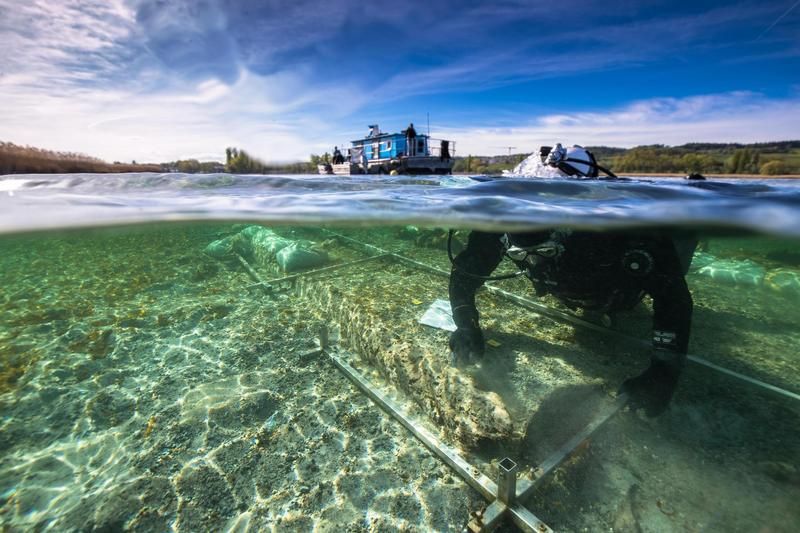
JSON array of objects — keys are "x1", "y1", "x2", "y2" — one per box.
[{"x1": 418, "y1": 138, "x2": 456, "y2": 159}]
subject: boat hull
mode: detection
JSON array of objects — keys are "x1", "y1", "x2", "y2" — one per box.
[
  {"x1": 396, "y1": 156, "x2": 454, "y2": 175},
  {"x1": 328, "y1": 156, "x2": 453, "y2": 175},
  {"x1": 354, "y1": 156, "x2": 455, "y2": 174},
  {"x1": 333, "y1": 163, "x2": 364, "y2": 175}
]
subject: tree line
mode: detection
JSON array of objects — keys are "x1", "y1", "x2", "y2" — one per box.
[
  {"x1": 4, "y1": 139, "x2": 799, "y2": 176},
  {"x1": 592, "y1": 142, "x2": 799, "y2": 175},
  {"x1": 0, "y1": 142, "x2": 313, "y2": 175},
  {"x1": 225, "y1": 147, "x2": 315, "y2": 173},
  {"x1": 454, "y1": 141, "x2": 800, "y2": 176},
  {"x1": 0, "y1": 142, "x2": 161, "y2": 174}
]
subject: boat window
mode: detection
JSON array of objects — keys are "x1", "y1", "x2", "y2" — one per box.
[
  {"x1": 386, "y1": 140, "x2": 392, "y2": 150},
  {"x1": 418, "y1": 140, "x2": 425, "y2": 153},
  {"x1": 372, "y1": 143, "x2": 378, "y2": 158}
]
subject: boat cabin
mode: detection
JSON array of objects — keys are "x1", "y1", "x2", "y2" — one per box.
[{"x1": 319, "y1": 124, "x2": 455, "y2": 175}]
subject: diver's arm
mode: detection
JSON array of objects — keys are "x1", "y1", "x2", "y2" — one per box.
[
  {"x1": 621, "y1": 237, "x2": 693, "y2": 416},
  {"x1": 645, "y1": 239, "x2": 693, "y2": 357},
  {"x1": 448, "y1": 231, "x2": 504, "y2": 364},
  {"x1": 449, "y1": 231, "x2": 505, "y2": 327}
]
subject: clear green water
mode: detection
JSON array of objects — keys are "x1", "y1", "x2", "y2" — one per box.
[{"x1": 1, "y1": 222, "x2": 798, "y2": 532}]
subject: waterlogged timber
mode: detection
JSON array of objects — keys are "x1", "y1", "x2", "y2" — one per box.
[{"x1": 1, "y1": 222, "x2": 798, "y2": 532}]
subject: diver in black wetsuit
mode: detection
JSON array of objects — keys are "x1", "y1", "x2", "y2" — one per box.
[{"x1": 448, "y1": 145, "x2": 696, "y2": 416}]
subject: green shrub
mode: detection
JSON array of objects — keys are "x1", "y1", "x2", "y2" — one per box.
[{"x1": 760, "y1": 160, "x2": 789, "y2": 175}]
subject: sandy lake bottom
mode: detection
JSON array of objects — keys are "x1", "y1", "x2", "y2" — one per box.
[{"x1": 1, "y1": 223, "x2": 799, "y2": 532}]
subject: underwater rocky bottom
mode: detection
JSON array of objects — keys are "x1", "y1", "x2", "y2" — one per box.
[{"x1": 0, "y1": 222, "x2": 799, "y2": 532}]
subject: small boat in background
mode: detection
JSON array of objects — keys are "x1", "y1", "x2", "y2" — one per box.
[{"x1": 320, "y1": 123, "x2": 456, "y2": 175}]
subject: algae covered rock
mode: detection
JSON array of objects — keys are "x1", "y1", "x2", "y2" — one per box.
[
  {"x1": 86, "y1": 390, "x2": 135, "y2": 429},
  {"x1": 246, "y1": 226, "x2": 293, "y2": 265},
  {"x1": 765, "y1": 269, "x2": 800, "y2": 295},
  {"x1": 204, "y1": 225, "x2": 329, "y2": 273},
  {"x1": 203, "y1": 238, "x2": 233, "y2": 258},
  {"x1": 697, "y1": 258, "x2": 766, "y2": 286},
  {"x1": 688, "y1": 251, "x2": 715, "y2": 270},
  {"x1": 693, "y1": 252, "x2": 800, "y2": 295},
  {"x1": 276, "y1": 243, "x2": 329, "y2": 273}
]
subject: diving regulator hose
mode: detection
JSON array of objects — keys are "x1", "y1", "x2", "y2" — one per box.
[{"x1": 447, "y1": 230, "x2": 527, "y2": 282}]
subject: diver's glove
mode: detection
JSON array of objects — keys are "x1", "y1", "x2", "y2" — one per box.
[
  {"x1": 449, "y1": 304, "x2": 484, "y2": 366},
  {"x1": 449, "y1": 326, "x2": 485, "y2": 366},
  {"x1": 619, "y1": 350, "x2": 685, "y2": 417}
]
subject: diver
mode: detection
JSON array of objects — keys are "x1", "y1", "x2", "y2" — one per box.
[
  {"x1": 332, "y1": 146, "x2": 345, "y2": 165},
  {"x1": 448, "y1": 144, "x2": 696, "y2": 417}
]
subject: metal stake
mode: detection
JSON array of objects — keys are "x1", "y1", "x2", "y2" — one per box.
[
  {"x1": 497, "y1": 458, "x2": 517, "y2": 505},
  {"x1": 318, "y1": 324, "x2": 330, "y2": 351}
]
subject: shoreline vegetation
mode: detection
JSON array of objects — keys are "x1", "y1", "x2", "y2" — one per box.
[{"x1": 2, "y1": 140, "x2": 799, "y2": 177}]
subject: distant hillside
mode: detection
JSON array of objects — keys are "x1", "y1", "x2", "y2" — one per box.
[{"x1": 454, "y1": 141, "x2": 800, "y2": 175}]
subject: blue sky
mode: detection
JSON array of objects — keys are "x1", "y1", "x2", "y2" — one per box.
[{"x1": 0, "y1": 0, "x2": 798, "y2": 163}]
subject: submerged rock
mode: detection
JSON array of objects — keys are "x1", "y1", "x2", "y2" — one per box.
[
  {"x1": 203, "y1": 238, "x2": 233, "y2": 258},
  {"x1": 765, "y1": 269, "x2": 800, "y2": 295},
  {"x1": 276, "y1": 243, "x2": 328, "y2": 272},
  {"x1": 697, "y1": 258, "x2": 766, "y2": 286},
  {"x1": 175, "y1": 462, "x2": 237, "y2": 532},
  {"x1": 204, "y1": 225, "x2": 329, "y2": 273},
  {"x1": 693, "y1": 253, "x2": 800, "y2": 296},
  {"x1": 86, "y1": 390, "x2": 135, "y2": 429}
]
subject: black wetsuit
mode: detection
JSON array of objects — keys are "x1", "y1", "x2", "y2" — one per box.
[{"x1": 449, "y1": 228, "x2": 695, "y2": 415}]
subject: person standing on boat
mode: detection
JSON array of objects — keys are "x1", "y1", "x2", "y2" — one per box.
[
  {"x1": 405, "y1": 123, "x2": 417, "y2": 156},
  {"x1": 332, "y1": 146, "x2": 345, "y2": 165},
  {"x1": 447, "y1": 144, "x2": 696, "y2": 417}
]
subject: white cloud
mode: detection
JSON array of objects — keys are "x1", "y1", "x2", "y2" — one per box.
[
  {"x1": 0, "y1": 0, "x2": 362, "y2": 163},
  {"x1": 0, "y1": 0, "x2": 137, "y2": 85},
  {"x1": 442, "y1": 92, "x2": 800, "y2": 155},
  {"x1": 0, "y1": 63, "x2": 363, "y2": 163},
  {"x1": 4, "y1": 83, "x2": 799, "y2": 164},
  {"x1": 1, "y1": 0, "x2": 797, "y2": 165}
]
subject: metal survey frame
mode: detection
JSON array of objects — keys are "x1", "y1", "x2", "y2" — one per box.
[
  {"x1": 320, "y1": 333, "x2": 627, "y2": 532},
  {"x1": 322, "y1": 229, "x2": 800, "y2": 404},
  {"x1": 323, "y1": 342, "x2": 600, "y2": 533},
  {"x1": 234, "y1": 245, "x2": 625, "y2": 531},
  {"x1": 234, "y1": 231, "x2": 800, "y2": 531},
  {"x1": 315, "y1": 230, "x2": 800, "y2": 529},
  {"x1": 469, "y1": 393, "x2": 628, "y2": 531},
  {"x1": 239, "y1": 253, "x2": 393, "y2": 294},
  {"x1": 326, "y1": 348, "x2": 552, "y2": 533}
]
